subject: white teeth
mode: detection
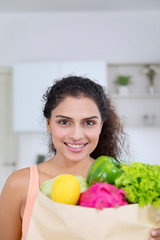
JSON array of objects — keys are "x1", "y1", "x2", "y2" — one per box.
[{"x1": 67, "y1": 143, "x2": 85, "y2": 149}]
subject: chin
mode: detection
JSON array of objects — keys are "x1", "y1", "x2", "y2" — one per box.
[{"x1": 65, "y1": 153, "x2": 88, "y2": 163}]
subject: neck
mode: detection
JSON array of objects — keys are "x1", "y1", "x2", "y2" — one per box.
[{"x1": 50, "y1": 154, "x2": 94, "y2": 178}]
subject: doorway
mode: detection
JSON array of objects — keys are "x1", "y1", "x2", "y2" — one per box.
[{"x1": 0, "y1": 69, "x2": 18, "y2": 192}]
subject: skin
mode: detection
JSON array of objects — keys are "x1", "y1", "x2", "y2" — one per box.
[
  {"x1": 0, "y1": 96, "x2": 159, "y2": 240},
  {"x1": 46, "y1": 96, "x2": 103, "y2": 168}
]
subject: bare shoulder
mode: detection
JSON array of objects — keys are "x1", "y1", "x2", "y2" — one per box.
[
  {"x1": 1, "y1": 167, "x2": 30, "y2": 195},
  {"x1": 0, "y1": 167, "x2": 30, "y2": 240},
  {"x1": 0, "y1": 167, "x2": 30, "y2": 212}
]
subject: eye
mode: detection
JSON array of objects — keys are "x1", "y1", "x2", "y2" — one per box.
[
  {"x1": 59, "y1": 120, "x2": 69, "y2": 125},
  {"x1": 85, "y1": 120, "x2": 95, "y2": 126}
]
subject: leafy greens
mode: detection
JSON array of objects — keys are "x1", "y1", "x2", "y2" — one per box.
[{"x1": 115, "y1": 162, "x2": 160, "y2": 208}]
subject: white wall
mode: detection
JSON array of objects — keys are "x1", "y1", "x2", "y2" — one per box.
[
  {"x1": 0, "y1": 11, "x2": 160, "y2": 66},
  {"x1": 17, "y1": 132, "x2": 49, "y2": 169},
  {"x1": 127, "y1": 127, "x2": 160, "y2": 164},
  {"x1": 0, "y1": 11, "x2": 160, "y2": 167}
]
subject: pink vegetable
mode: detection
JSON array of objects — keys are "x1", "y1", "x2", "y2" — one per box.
[{"x1": 78, "y1": 182, "x2": 128, "y2": 210}]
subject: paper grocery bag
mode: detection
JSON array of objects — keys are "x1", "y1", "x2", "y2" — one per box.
[{"x1": 27, "y1": 190, "x2": 160, "y2": 240}]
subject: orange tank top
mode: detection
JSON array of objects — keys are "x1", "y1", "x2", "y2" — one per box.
[{"x1": 22, "y1": 165, "x2": 39, "y2": 240}]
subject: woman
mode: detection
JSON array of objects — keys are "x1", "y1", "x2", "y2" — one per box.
[{"x1": 0, "y1": 76, "x2": 159, "y2": 239}]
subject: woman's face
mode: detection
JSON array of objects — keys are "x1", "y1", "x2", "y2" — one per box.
[{"x1": 47, "y1": 96, "x2": 103, "y2": 163}]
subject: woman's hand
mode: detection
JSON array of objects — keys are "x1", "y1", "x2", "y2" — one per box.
[{"x1": 150, "y1": 228, "x2": 160, "y2": 240}]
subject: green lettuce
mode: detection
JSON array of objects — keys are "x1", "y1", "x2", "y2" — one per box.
[
  {"x1": 40, "y1": 175, "x2": 88, "y2": 199},
  {"x1": 40, "y1": 178, "x2": 55, "y2": 199},
  {"x1": 115, "y1": 162, "x2": 160, "y2": 208},
  {"x1": 75, "y1": 176, "x2": 89, "y2": 193}
]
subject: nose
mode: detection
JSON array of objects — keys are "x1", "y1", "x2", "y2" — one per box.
[{"x1": 69, "y1": 124, "x2": 84, "y2": 140}]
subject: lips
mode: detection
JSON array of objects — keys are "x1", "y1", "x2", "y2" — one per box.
[
  {"x1": 66, "y1": 143, "x2": 85, "y2": 149},
  {"x1": 64, "y1": 142, "x2": 88, "y2": 152}
]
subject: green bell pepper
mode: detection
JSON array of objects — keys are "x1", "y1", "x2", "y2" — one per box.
[{"x1": 86, "y1": 155, "x2": 123, "y2": 186}]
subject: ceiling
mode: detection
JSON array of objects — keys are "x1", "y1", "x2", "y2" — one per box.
[{"x1": 0, "y1": 0, "x2": 160, "y2": 13}]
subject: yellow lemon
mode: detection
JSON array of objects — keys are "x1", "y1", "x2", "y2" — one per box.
[{"x1": 51, "y1": 174, "x2": 81, "y2": 205}]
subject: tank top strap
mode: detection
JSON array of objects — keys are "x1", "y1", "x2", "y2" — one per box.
[{"x1": 22, "y1": 165, "x2": 39, "y2": 240}]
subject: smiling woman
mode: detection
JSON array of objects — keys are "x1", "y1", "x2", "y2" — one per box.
[
  {"x1": 0, "y1": 75, "x2": 159, "y2": 240},
  {"x1": 43, "y1": 76, "x2": 126, "y2": 160},
  {"x1": 46, "y1": 96, "x2": 103, "y2": 163}
]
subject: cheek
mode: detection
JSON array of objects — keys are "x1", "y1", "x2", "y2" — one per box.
[
  {"x1": 86, "y1": 128, "x2": 101, "y2": 140},
  {"x1": 51, "y1": 126, "x2": 69, "y2": 140}
]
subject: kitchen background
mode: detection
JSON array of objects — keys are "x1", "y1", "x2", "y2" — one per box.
[{"x1": 0, "y1": 0, "x2": 160, "y2": 192}]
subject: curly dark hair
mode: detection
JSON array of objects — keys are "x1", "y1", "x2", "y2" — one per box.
[{"x1": 43, "y1": 75, "x2": 128, "y2": 161}]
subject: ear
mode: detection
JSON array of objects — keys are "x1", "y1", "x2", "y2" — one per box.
[{"x1": 46, "y1": 119, "x2": 52, "y2": 133}]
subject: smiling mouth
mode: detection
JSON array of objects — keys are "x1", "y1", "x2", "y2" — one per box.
[{"x1": 65, "y1": 143, "x2": 87, "y2": 149}]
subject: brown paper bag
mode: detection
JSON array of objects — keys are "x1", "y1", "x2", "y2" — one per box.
[{"x1": 27, "y1": 190, "x2": 160, "y2": 240}]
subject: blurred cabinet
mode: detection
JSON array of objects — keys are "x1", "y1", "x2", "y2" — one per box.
[
  {"x1": 107, "y1": 63, "x2": 160, "y2": 127},
  {"x1": 13, "y1": 61, "x2": 106, "y2": 132},
  {"x1": 13, "y1": 62, "x2": 60, "y2": 132},
  {"x1": 60, "y1": 61, "x2": 107, "y2": 87}
]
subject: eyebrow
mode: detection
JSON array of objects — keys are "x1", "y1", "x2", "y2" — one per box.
[{"x1": 55, "y1": 115, "x2": 99, "y2": 120}]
